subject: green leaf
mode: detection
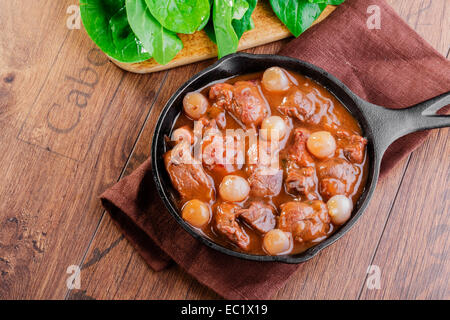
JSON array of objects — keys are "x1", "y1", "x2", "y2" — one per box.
[
  {"x1": 232, "y1": 0, "x2": 257, "y2": 38},
  {"x1": 212, "y1": 0, "x2": 240, "y2": 58},
  {"x1": 152, "y1": 21, "x2": 183, "y2": 64},
  {"x1": 144, "y1": 0, "x2": 210, "y2": 34},
  {"x1": 197, "y1": 0, "x2": 213, "y2": 31},
  {"x1": 80, "y1": 0, "x2": 151, "y2": 63},
  {"x1": 308, "y1": 0, "x2": 344, "y2": 4},
  {"x1": 203, "y1": 0, "x2": 218, "y2": 44},
  {"x1": 269, "y1": 0, "x2": 326, "y2": 37},
  {"x1": 125, "y1": 0, "x2": 183, "y2": 65},
  {"x1": 232, "y1": 0, "x2": 249, "y2": 21},
  {"x1": 206, "y1": 0, "x2": 256, "y2": 47},
  {"x1": 204, "y1": 22, "x2": 216, "y2": 44}
]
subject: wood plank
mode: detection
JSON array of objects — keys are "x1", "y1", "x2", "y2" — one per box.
[
  {"x1": 17, "y1": 37, "x2": 124, "y2": 161},
  {"x1": 66, "y1": 43, "x2": 288, "y2": 300},
  {"x1": 358, "y1": 0, "x2": 450, "y2": 299},
  {"x1": 402, "y1": 0, "x2": 449, "y2": 55},
  {"x1": 112, "y1": 2, "x2": 336, "y2": 73},
  {"x1": 359, "y1": 128, "x2": 449, "y2": 299},
  {"x1": 0, "y1": 0, "x2": 168, "y2": 298},
  {"x1": 0, "y1": 0, "x2": 74, "y2": 298},
  {"x1": 0, "y1": 0, "x2": 70, "y2": 144},
  {"x1": 67, "y1": 0, "x2": 450, "y2": 300},
  {"x1": 1, "y1": 0, "x2": 445, "y2": 300}
]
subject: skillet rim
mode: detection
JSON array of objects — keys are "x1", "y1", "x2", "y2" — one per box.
[{"x1": 151, "y1": 52, "x2": 381, "y2": 263}]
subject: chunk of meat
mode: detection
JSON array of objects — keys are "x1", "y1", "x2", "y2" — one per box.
[
  {"x1": 202, "y1": 131, "x2": 245, "y2": 174},
  {"x1": 336, "y1": 131, "x2": 367, "y2": 164},
  {"x1": 282, "y1": 128, "x2": 314, "y2": 167},
  {"x1": 214, "y1": 202, "x2": 250, "y2": 250},
  {"x1": 233, "y1": 81, "x2": 269, "y2": 126},
  {"x1": 209, "y1": 83, "x2": 234, "y2": 109},
  {"x1": 164, "y1": 142, "x2": 214, "y2": 202},
  {"x1": 279, "y1": 200, "x2": 331, "y2": 243},
  {"x1": 237, "y1": 201, "x2": 276, "y2": 234},
  {"x1": 317, "y1": 158, "x2": 359, "y2": 200},
  {"x1": 248, "y1": 167, "x2": 283, "y2": 197},
  {"x1": 285, "y1": 167, "x2": 318, "y2": 200},
  {"x1": 278, "y1": 88, "x2": 339, "y2": 127},
  {"x1": 278, "y1": 89, "x2": 314, "y2": 122},
  {"x1": 209, "y1": 81, "x2": 269, "y2": 126}
]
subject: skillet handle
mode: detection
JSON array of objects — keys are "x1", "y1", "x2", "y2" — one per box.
[
  {"x1": 363, "y1": 91, "x2": 450, "y2": 154},
  {"x1": 404, "y1": 91, "x2": 450, "y2": 127}
]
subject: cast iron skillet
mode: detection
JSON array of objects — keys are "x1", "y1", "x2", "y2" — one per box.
[{"x1": 152, "y1": 53, "x2": 450, "y2": 263}]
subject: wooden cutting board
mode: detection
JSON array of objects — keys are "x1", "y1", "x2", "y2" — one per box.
[{"x1": 113, "y1": 2, "x2": 336, "y2": 73}]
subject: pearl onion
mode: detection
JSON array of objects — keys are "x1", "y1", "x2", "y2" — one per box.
[
  {"x1": 263, "y1": 229, "x2": 292, "y2": 255},
  {"x1": 183, "y1": 92, "x2": 208, "y2": 120},
  {"x1": 219, "y1": 175, "x2": 250, "y2": 202},
  {"x1": 306, "y1": 131, "x2": 336, "y2": 158},
  {"x1": 327, "y1": 195, "x2": 353, "y2": 225},
  {"x1": 182, "y1": 199, "x2": 211, "y2": 228},
  {"x1": 260, "y1": 116, "x2": 287, "y2": 141},
  {"x1": 262, "y1": 67, "x2": 290, "y2": 92}
]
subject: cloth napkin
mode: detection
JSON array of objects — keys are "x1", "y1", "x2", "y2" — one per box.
[{"x1": 101, "y1": 0, "x2": 450, "y2": 300}]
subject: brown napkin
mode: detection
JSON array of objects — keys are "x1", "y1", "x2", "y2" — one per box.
[{"x1": 101, "y1": 0, "x2": 450, "y2": 300}]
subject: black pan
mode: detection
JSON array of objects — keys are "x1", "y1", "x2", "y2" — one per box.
[{"x1": 152, "y1": 53, "x2": 450, "y2": 263}]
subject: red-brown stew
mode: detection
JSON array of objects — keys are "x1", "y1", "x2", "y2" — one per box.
[{"x1": 164, "y1": 67, "x2": 368, "y2": 256}]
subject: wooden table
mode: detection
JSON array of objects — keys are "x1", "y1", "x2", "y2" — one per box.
[{"x1": 0, "y1": 0, "x2": 448, "y2": 300}]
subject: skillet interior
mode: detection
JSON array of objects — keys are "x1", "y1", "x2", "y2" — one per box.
[{"x1": 152, "y1": 53, "x2": 381, "y2": 263}]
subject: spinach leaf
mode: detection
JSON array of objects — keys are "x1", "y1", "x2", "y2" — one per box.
[
  {"x1": 203, "y1": 3, "x2": 216, "y2": 44},
  {"x1": 232, "y1": 0, "x2": 257, "y2": 39},
  {"x1": 197, "y1": 0, "x2": 213, "y2": 31},
  {"x1": 269, "y1": 0, "x2": 326, "y2": 37},
  {"x1": 152, "y1": 21, "x2": 183, "y2": 65},
  {"x1": 206, "y1": 0, "x2": 254, "y2": 52},
  {"x1": 212, "y1": 0, "x2": 239, "y2": 58},
  {"x1": 308, "y1": 0, "x2": 344, "y2": 4},
  {"x1": 204, "y1": 23, "x2": 216, "y2": 44},
  {"x1": 145, "y1": 0, "x2": 210, "y2": 34},
  {"x1": 232, "y1": 0, "x2": 249, "y2": 21},
  {"x1": 125, "y1": 0, "x2": 182, "y2": 65},
  {"x1": 80, "y1": 0, "x2": 151, "y2": 63}
]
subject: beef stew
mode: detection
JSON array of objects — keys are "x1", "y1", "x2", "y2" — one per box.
[{"x1": 164, "y1": 67, "x2": 368, "y2": 256}]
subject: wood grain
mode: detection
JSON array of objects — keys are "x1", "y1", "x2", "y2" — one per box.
[
  {"x1": 65, "y1": 43, "x2": 292, "y2": 300},
  {"x1": 358, "y1": 0, "x2": 450, "y2": 300},
  {"x1": 0, "y1": 0, "x2": 73, "y2": 298},
  {"x1": 112, "y1": 2, "x2": 336, "y2": 73},
  {"x1": 0, "y1": 0, "x2": 448, "y2": 300},
  {"x1": 359, "y1": 128, "x2": 449, "y2": 299},
  {"x1": 66, "y1": 60, "x2": 220, "y2": 300},
  {"x1": 0, "y1": 0, "x2": 167, "y2": 298},
  {"x1": 68, "y1": 0, "x2": 449, "y2": 300}
]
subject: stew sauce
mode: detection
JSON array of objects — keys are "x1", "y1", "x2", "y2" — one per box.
[{"x1": 164, "y1": 67, "x2": 368, "y2": 256}]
